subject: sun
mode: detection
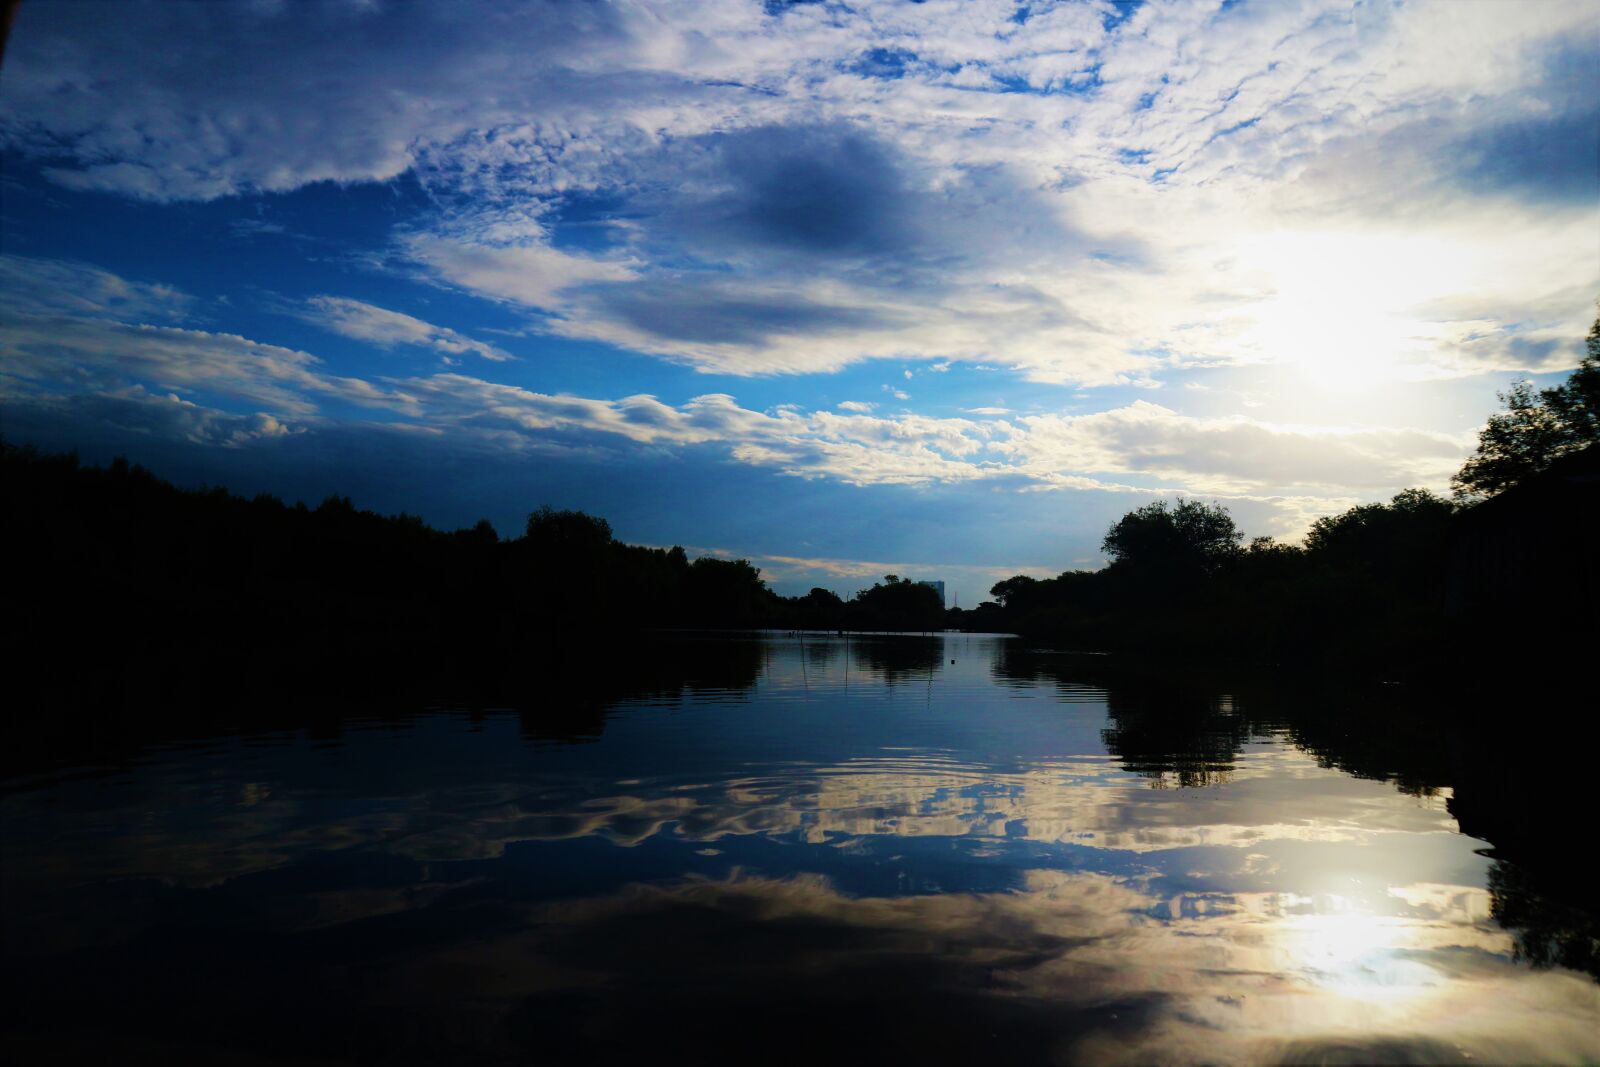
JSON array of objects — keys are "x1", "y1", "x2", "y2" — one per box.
[
  {"x1": 1251, "y1": 293, "x2": 1420, "y2": 393},
  {"x1": 1232, "y1": 230, "x2": 1483, "y2": 395}
]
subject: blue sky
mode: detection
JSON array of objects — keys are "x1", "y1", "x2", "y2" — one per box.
[{"x1": 2, "y1": 0, "x2": 1596, "y2": 606}]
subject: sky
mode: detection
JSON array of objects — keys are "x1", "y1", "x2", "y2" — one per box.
[{"x1": 1, "y1": 0, "x2": 1596, "y2": 606}]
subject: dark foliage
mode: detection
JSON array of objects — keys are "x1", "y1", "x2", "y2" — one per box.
[
  {"x1": 3, "y1": 441, "x2": 971, "y2": 737},
  {"x1": 1453, "y1": 312, "x2": 1600, "y2": 498},
  {"x1": 956, "y1": 462, "x2": 1596, "y2": 673},
  {"x1": 0, "y1": 442, "x2": 797, "y2": 725},
  {"x1": 843, "y1": 574, "x2": 945, "y2": 632},
  {"x1": 1101, "y1": 498, "x2": 1242, "y2": 581}
]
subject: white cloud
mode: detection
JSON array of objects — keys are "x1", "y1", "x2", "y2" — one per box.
[
  {"x1": 997, "y1": 400, "x2": 1468, "y2": 495},
  {"x1": 305, "y1": 296, "x2": 513, "y2": 362},
  {"x1": 404, "y1": 232, "x2": 636, "y2": 310},
  {"x1": 836, "y1": 401, "x2": 876, "y2": 413},
  {"x1": 0, "y1": 263, "x2": 1466, "y2": 509},
  {"x1": 1, "y1": 259, "x2": 405, "y2": 417},
  {"x1": 346, "y1": 380, "x2": 1470, "y2": 514},
  {"x1": 6, "y1": 1, "x2": 1592, "y2": 386},
  {"x1": 0, "y1": 254, "x2": 192, "y2": 323}
]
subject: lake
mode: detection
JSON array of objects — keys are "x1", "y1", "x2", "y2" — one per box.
[{"x1": 2, "y1": 632, "x2": 1595, "y2": 1064}]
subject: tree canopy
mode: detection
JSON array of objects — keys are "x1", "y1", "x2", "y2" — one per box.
[
  {"x1": 850, "y1": 575, "x2": 945, "y2": 631},
  {"x1": 1101, "y1": 498, "x2": 1242, "y2": 577},
  {"x1": 1453, "y1": 312, "x2": 1600, "y2": 499}
]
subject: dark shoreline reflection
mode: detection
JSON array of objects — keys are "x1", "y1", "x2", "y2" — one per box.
[
  {"x1": 994, "y1": 643, "x2": 1600, "y2": 989},
  {"x1": 3, "y1": 633, "x2": 1596, "y2": 1064},
  {"x1": 1, "y1": 632, "x2": 767, "y2": 791}
]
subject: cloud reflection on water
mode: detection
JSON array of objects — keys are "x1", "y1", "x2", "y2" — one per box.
[
  {"x1": 2, "y1": 635, "x2": 1596, "y2": 1062},
  {"x1": 337, "y1": 869, "x2": 1597, "y2": 1065},
  {"x1": 2, "y1": 744, "x2": 1459, "y2": 889}
]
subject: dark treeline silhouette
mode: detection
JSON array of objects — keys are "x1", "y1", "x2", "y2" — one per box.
[
  {"x1": 951, "y1": 487, "x2": 1472, "y2": 672},
  {"x1": 953, "y1": 314, "x2": 1600, "y2": 675},
  {"x1": 779, "y1": 575, "x2": 946, "y2": 632},
  {"x1": 1, "y1": 441, "x2": 950, "y2": 736}
]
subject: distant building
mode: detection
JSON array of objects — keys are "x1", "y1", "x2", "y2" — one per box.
[{"x1": 918, "y1": 579, "x2": 946, "y2": 608}]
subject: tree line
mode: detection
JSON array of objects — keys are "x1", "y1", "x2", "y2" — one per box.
[
  {"x1": 2, "y1": 441, "x2": 954, "y2": 715},
  {"x1": 952, "y1": 313, "x2": 1599, "y2": 673}
]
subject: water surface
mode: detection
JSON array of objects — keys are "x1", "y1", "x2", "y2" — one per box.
[{"x1": 2, "y1": 633, "x2": 1595, "y2": 1064}]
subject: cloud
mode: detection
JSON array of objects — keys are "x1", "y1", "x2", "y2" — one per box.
[
  {"x1": 1, "y1": 314, "x2": 401, "y2": 418},
  {"x1": 565, "y1": 277, "x2": 900, "y2": 355},
  {"x1": 0, "y1": 254, "x2": 192, "y2": 323},
  {"x1": 304, "y1": 296, "x2": 513, "y2": 362},
  {"x1": 9, "y1": 2, "x2": 1590, "y2": 386},
  {"x1": 0, "y1": 257, "x2": 1475, "y2": 514},
  {"x1": 17, "y1": 386, "x2": 298, "y2": 448},
  {"x1": 0, "y1": 258, "x2": 405, "y2": 417},
  {"x1": 0, "y1": 0, "x2": 646, "y2": 200},
  {"x1": 229, "y1": 217, "x2": 287, "y2": 238},
  {"x1": 382, "y1": 381, "x2": 1468, "y2": 507},
  {"x1": 404, "y1": 231, "x2": 636, "y2": 309},
  {"x1": 440, "y1": 2, "x2": 1597, "y2": 382},
  {"x1": 447, "y1": 121, "x2": 1132, "y2": 381},
  {"x1": 998, "y1": 400, "x2": 1468, "y2": 495},
  {"x1": 4, "y1": 3, "x2": 1592, "y2": 392}
]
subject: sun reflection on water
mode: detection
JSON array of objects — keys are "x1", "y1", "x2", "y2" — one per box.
[
  {"x1": 3, "y1": 635, "x2": 1596, "y2": 1064},
  {"x1": 1282, "y1": 908, "x2": 1443, "y2": 1002}
]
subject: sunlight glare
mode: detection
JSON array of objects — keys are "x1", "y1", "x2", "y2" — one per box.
[
  {"x1": 1279, "y1": 901, "x2": 1443, "y2": 1006},
  {"x1": 1236, "y1": 231, "x2": 1483, "y2": 394}
]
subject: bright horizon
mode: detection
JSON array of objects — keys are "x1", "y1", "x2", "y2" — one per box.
[{"x1": 2, "y1": 0, "x2": 1596, "y2": 606}]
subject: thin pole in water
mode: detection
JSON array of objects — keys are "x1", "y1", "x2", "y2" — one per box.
[{"x1": 799, "y1": 629, "x2": 809, "y2": 696}]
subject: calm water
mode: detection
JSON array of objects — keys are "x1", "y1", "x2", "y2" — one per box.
[{"x1": 2, "y1": 633, "x2": 1595, "y2": 1064}]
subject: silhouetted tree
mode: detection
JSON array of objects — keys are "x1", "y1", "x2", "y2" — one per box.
[
  {"x1": 1101, "y1": 498, "x2": 1241, "y2": 579},
  {"x1": 685, "y1": 557, "x2": 774, "y2": 627},
  {"x1": 520, "y1": 506, "x2": 617, "y2": 626},
  {"x1": 793, "y1": 587, "x2": 846, "y2": 629},
  {"x1": 1453, "y1": 312, "x2": 1600, "y2": 499},
  {"x1": 1544, "y1": 313, "x2": 1600, "y2": 440},
  {"x1": 1304, "y1": 488, "x2": 1454, "y2": 584},
  {"x1": 525, "y1": 505, "x2": 613, "y2": 553},
  {"x1": 848, "y1": 575, "x2": 944, "y2": 631},
  {"x1": 989, "y1": 575, "x2": 1040, "y2": 608}
]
